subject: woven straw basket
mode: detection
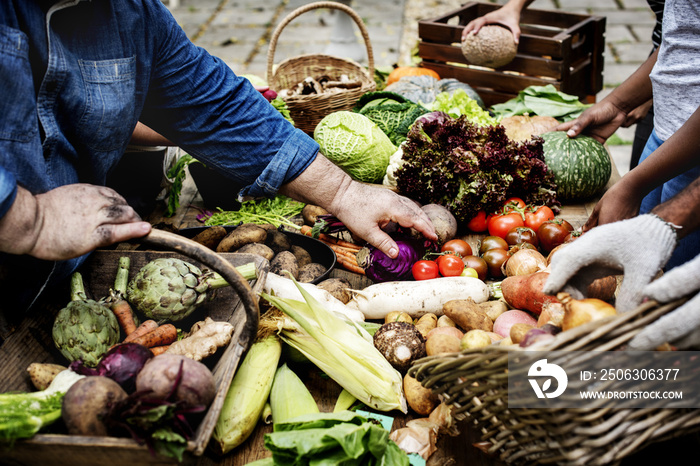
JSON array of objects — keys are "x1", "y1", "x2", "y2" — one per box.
[
  {"x1": 266, "y1": 1, "x2": 376, "y2": 135},
  {"x1": 410, "y1": 299, "x2": 700, "y2": 465}
]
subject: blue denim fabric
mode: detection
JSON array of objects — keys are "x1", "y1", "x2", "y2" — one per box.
[
  {"x1": 638, "y1": 129, "x2": 700, "y2": 270},
  {"x1": 0, "y1": 0, "x2": 318, "y2": 309}
]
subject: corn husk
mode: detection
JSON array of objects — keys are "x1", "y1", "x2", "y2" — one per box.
[
  {"x1": 270, "y1": 363, "x2": 319, "y2": 424},
  {"x1": 261, "y1": 277, "x2": 407, "y2": 413}
]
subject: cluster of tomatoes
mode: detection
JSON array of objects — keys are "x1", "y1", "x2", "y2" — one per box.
[{"x1": 411, "y1": 198, "x2": 577, "y2": 282}]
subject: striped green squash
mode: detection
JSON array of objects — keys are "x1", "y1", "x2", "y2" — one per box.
[{"x1": 541, "y1": 131, "x2": 612, "y2": 201}]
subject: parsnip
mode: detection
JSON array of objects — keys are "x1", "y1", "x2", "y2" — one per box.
[{"x1": 347, "y1": 277, "x2": 490, "y2": 319}]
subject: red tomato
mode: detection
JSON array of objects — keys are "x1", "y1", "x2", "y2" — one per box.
[
  {"x1": 462, "y1": 255, "x2": 488, "y2": 281},
  {"x1": 441, "y1": 239, "x2": 473, "y2": 257},
  {"x1": 482, "y1": 248, "x2": 509, "y2": 279},
  {"x1": 537, "y1": 219, "x2": 575, "y2": 253},
  {"x1": 478, "y1": 235, "x2": 509, "y2": 255},
  {"x1": 524, "y1": 205, "x2": 555, "y2": 232},
  {"x1": 503, "y1": 197, "x2": 527, "y2": 212},
  {"x1": 466, "y1": 211, "x2": 488, "y2": 233},
  {"x1": 412, "y1": 260, "x2": 440, "y2": 280},
  {"x1": 488, "y1": 212, "x2": 525, "y2": 239},
  {"x1": 436, "y1": 254, "x2": 465, "y2": 277}
]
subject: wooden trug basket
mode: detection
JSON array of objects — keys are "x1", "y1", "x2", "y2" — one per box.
[
  {"x1": 410, "y1": 299, "x2": 700, "y2": 465},
  {"x1": 266, "y1": 1, "x2": 376, "y2": 135}
]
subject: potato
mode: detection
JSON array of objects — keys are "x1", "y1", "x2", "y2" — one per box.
[
  {"x1": 270, "y1": 250, "x2": 299, "y2": 279},
  {"x1": 460, "y1": 329, "x2": 492, "y2": 350},
  {"x1": 235, "y1": 242, "x2": 275, "y2": 261},
  {"x1": 190, "y1": 225, "x2": 228, "y2": 250},
  {"x1": 27, "y1": 362, "x2": 67, "y2": 391},
  {"x1": 437, "y1": 315, "x2": 456, "y2": 328},
  {"x1": 302, "y1": 204, "x2": 329, "y2": 226},
  {"x1": 403, "y1": 373, "x2": 439, "y2": 416},
  {"x1": 264, "y1": 229, "x2": 291, "y2": 255},
  {"x1": 480, "y1": 300, "x2": 509, "y2": 322},
  {"x1": 216, "y1": 223, "x2": 267, "y2": 252},
  {"x1": 425, "y1": 333, "x2": 461, "y2": 356},
  {"x1": 290, "y1": 245, "x2": 313, "y2": 268},
  {"x1": 135, "y1": 354, "x2": 216, "y2": 408},
  {"x1": 384, "y1": 311, "x2": 413, "y2": 324},
  {"x1": 420, "y1": 203, "x2": 458, "y2": 244},
  {"x1": 62, "y1": 376, "x2": 128, "y2": 436},
  {"x1": 414, "y1": 313, "x2": 438, "y2": 338},
  {"x1": 442, "y1": 298, "x2": 493, "y2": 332},
  {"x1": 501, "y1": 272, "x2": 558, "y2": 315},
  {"x1": 510, "y1": 323, "x2": 535, "y2": 344},
  {"x1": 316, "y1": 277, "x2": 352, "y2": 304},
  {"x1": 297, "y1": 263, "x2": 327, "y2": 283},
  {"x1": 493, "y1": 310, "x2": 538, "y2": 338}
]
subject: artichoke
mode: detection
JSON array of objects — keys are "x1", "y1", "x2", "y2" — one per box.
[
  {"x1": 126, "y1": 257, "x2": 230, "y2": 322},
  {"x1": 52, "y1": 272, "x2": 121, "y2": 367}
]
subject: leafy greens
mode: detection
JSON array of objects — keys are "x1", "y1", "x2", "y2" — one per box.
[
  {"x1": 490, "y1": 84, "x2": 591, "y2": 121},
  {"x1": 395, "y1": 113, "x2": 559, "y2": 224}
]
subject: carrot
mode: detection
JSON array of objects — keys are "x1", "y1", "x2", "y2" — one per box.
[
  {"x1": 130, "y1": 324, "x2": 178, "y2": 348},
  {"x1": 337, "y1": 255, "x2": 366, "y2": 275},
  {"x1": 124, "y1": 320, "x2": 159, "y2": 343},
  {"x1": 149, "y1": 345, "x2": 171, "y2": 356},
  {"x1": 111, "y1": 298, "x2": 138, "y2": 337},
  {"x1": 300, "y1": 225, "x2": 362, "y2": 251}
]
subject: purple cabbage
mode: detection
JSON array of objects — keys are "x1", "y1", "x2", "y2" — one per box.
[
  {"x1": 356, "y1": 234, "x2": 433, "y2": 282},
  {"x1": 70, "y1": 343, "x2": 153, "y2": 393}
]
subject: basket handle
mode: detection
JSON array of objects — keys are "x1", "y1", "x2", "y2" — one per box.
[
  {"x1": 266, "y1": 1, "x2": 375, "y2": 84},
  {"x1": 139, "y1": 229, "x2": 260, "y2": 351}
]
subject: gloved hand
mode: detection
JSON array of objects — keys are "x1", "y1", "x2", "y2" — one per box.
[
  {"x1": 543, "y1": 214, "x2": 678, "y2": 311},
  {"x1": 627, "y1": 253, "x2": 700, "y2": 350}
]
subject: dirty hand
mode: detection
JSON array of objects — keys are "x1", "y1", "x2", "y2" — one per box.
[
  {"x1": 628, "y1": 254, "x2": 700, "y2": 350},
  {"x1": 331, "y1": 182, "x2": 437, "y2": 258},
  {"x1": 543, "y1": 214, "x2": 678, "y2": 311},
  {"x1": 0, "y1": 184, "x2": 151, "y2": 261}
]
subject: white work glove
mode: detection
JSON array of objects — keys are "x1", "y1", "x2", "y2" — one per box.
[
  {"x1": 543, "y1": 214, "x2": 678, "y2": 312},
  {"x1": 627, "y1": 253, "x2": 700, "y2": 350}
]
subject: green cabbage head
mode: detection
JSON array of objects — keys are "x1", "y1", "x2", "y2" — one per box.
[{"x1": 314, "y1": 111, "x2": 396, "y2": 183}]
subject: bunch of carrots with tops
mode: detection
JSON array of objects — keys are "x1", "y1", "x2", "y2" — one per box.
[{"x1": 300, "y1": 225, "x2": 364, "y2": 275}]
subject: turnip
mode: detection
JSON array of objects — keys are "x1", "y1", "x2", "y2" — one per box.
[{"x1": 61, "y1": 376, "x2": 128, "y2": 436}]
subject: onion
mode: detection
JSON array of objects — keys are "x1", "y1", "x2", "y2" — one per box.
[
  {"x1": 504, "y1": 249, "x2": 548, "y2": 277},
  {"x1": 558, "y1": 292, "x2": 617, "y2": 331}
]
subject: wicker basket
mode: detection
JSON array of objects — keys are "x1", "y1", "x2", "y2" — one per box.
[
  {"x1": 266, "y1": 1, "x2": 376, "y2": 135},
  {"x1": 410, "y1": 299, "x2": 700, "y2": 465}
]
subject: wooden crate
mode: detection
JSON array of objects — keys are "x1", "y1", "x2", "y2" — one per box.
[
  {"x1": 0, "y1": 248, "x2": 268, "y2": 465},
  {"x1": 417, "y1": 2, "x2": 606, "y2": 107}
]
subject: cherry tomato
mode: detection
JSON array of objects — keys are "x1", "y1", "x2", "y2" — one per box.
[
  {"x1": 537, "y1": 219, "x2": 575, "y2": 253},
  {"x1": 503, "y1": 197, "x2": 527, "y2": 212},
  {"x1": 466, "y1": 211, "x2": 488, "y2": 233},
  {"x1": 462, "y1": 255, "x2": 488, "y2": 281},
  {"x1": 504, "y1": 226, "x2": 539, "y2": 248},
  {"x1": 461, "y1": 267, "x2": 479, "y2": 278},
  {"x1": 482, "y1": 248, "x2": 509, "y2": 279},
  {"x1": 524, "y1": 205, "x2": 555, "y2": 232},
  {"x1": 488, "y1": 212, "x2": 525, "y2": 239},
  {"x1": 412, "y1": 260, "x2": 439, "y2": 281},
  {"x1": 436, "y1": 254, "x2": 465, "y2": 277},
  {"x1": 441, "y1": 239, "x2": 473, "y2": 257},
  {"x1": 478, "y1": 235, "x2": 509, "y2": 255}
]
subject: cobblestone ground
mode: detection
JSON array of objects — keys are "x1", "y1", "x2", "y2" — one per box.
[{"x1": 168, "y1": 0, "x2": 656, "y2": 174}]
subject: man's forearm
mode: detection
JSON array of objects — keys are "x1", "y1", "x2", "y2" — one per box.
[{"x1": 277, "y1": 153, "x2": 352, "y2": 212}]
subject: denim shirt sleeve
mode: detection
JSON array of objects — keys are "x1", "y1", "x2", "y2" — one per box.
[
  {"x1": 139, "y1": 3, "x2": 319, "y2": 199},
  {"x1": 0, "y1": 165, "x2": 18, "y2": 219}
]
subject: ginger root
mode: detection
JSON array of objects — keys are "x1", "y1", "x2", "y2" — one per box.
[{"x1": 165, "y1": 317, "x2": 234, "y2": 361}]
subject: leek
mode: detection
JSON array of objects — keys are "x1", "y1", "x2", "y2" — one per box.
[{"x1": 260, "y1": 277, "x2": 407, "y2": 414}]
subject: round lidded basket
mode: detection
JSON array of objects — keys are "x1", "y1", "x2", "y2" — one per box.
[
  {"x1": 409, "y1": 299, "x2": 700, "y2": 465},
  {"x1": 266, "y1": 1, "x2": 376, "y2": 135}
]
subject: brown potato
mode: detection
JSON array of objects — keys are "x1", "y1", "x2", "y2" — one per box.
[
  {"x1": 302, "y1": 204, "x2": 329, "y2": 226},
  {"x1": 290, "y1": 245, "x2": 313, "y2": 268},
  {"x1": 425, "y1": 333, "x2": 461, "y2": 356},
  {"x1": 190, "y1": 225, "x2": 228, "y2": 250},
  {"x1": 403, "y1": 373, "x2": 439, "y2": 416},
  {"x1": 316, "y1": 277, "x2": 352, "y2": 304},
  {"x1": 235, "y1": 242, "x2": 275, "y2": 261},
  {"x1": 297, "y1": 263, "x2": 327, "y2": 283},
  {"x1": 270, "y1": 250, "x2": 299, "y2": 279},
  {"x1": 264, "y1": 229, "x2": 291, "y2": 255},
  {"x1": 443, "y1": 298, "x2": 493, "y2": 332},
  {"x1": 414, "y1": 313, "x2": 438, "y2": 339},
  {"x1": 510, "y1": 323, "x2": 535, "y2": 344},
  {"x1": 216, "y1": 223, "x2": 267, "y2": 252},
  {"x1": 27, "y1": 362, "x2": 67, "y2": 391}
]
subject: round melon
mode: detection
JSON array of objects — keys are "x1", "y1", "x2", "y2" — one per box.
[
  {"x1": 541, "y1": 131, "x2": 612, "y2": 201},
  {"x1": 461, "y1": 25, "x2": 517, "y2": 69}
]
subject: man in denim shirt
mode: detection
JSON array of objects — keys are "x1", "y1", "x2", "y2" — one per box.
[{"x1": 0, "y1": 1, "x2": 435, "y2": 310}]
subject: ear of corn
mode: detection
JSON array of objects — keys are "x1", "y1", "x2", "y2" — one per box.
[
  {"x1": 260, "y1": 276, "x2": 407, "y2": 414},
  {"x1": 333, "y1": 389, "x2": 357, "y2": 413},
  {"x1": 270, "y1": 363, "x2": 319, "y2": 424},
  {"x1": 213, "y1": 335, "x2": 282, "y2": 454}
]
